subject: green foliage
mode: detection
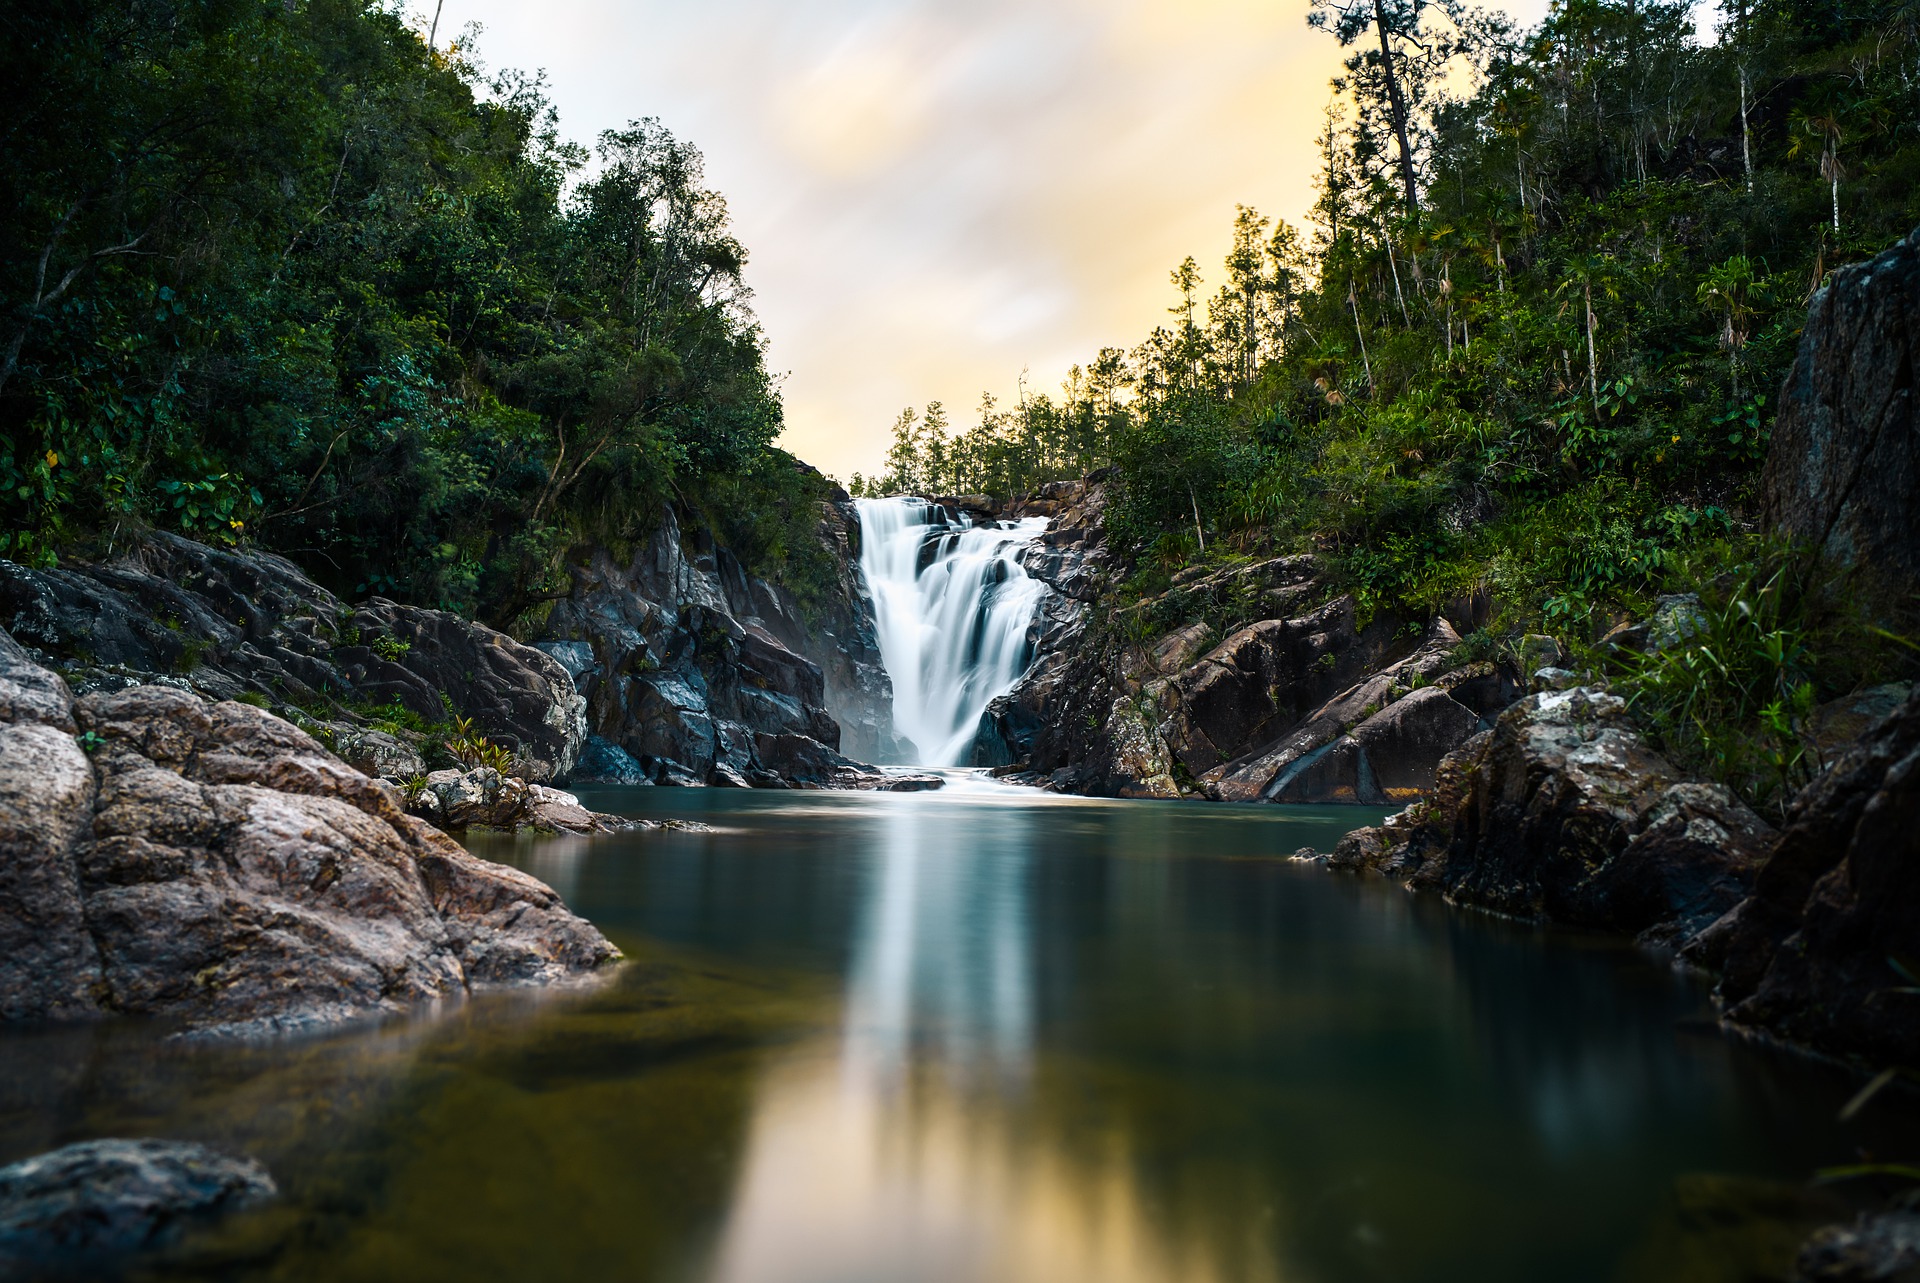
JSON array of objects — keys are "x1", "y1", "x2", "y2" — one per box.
[
  {"x1": 443, "y1": 713, "x2": 515, "y2": 774},
  {"x1": 1605, "y1": 539, "x2": 1911, "y2": 818},
  {"x1": 0, "y1": 0, "x2": 805, "y2": 623},
  {"x1": 370, "y1": 633, "x2": 412, "y2": 662}
]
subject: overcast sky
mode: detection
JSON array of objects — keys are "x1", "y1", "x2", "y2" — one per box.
[{"x1": 427, "y1": 0, "x2": 1552, "y2": 482}]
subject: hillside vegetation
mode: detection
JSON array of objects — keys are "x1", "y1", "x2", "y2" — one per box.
[
  {"x1": 1, "y1": 0, "x2": 832, "y2": 626},
  {"x1": 855, "y1": 0, "x2": 1920, "y2": 809}
]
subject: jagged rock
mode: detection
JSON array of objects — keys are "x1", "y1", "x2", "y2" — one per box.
[
  {"x1": 0, "y1": 1138, "x2": 275, "y2": 1275},
  {"x1": 1795, "y1": 1211, "x2": 1920, "y2": 1283},
  {"x1": 1203, "y1": 620, "x2": 1514, "y2": 804},
  {"x1": 0, "y1": 533, "x2": 584, "y2": 783},
  {"x1": 413, "y1": 767, "x2": 532, "y2": 830},
  {"x1": 329, "y1": 726, "x2": 426, "y2": 781},
  {"x1": 1324, "y1": 689, "x2": 1772, "y2": 946},
  {"x1": 1763, "y1": 226, "x2": 1920, "y2": 597},
  {"x1": 1690, "y1": 684, "x2": 1920, "y2": 1064},
  {"x1": 570, "y1": 735, "x2": 651, "y2": 785},
  {"x1": 0, "y1": 639, "x2": 616, "y2": 1034},
  {"x1": 539, "y1": 501, "x2": 900, "y2": 787}
]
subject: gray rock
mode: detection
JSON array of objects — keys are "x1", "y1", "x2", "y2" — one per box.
[
  {"x1": 1796, "y1": 1211, "x2": 1920, "y2": 1282},
  {"x1": 0, "y1": 533, "x2": 585, "y2": 784},
  {"x1": 1532, "y1": 665, "x2": 1579, "y2": 691},
  {"x1": 1763, "y1": 226, "x2": 1920, "y2": 597},
  {"x1": 329, "y1": 726, "x2": 427, "y2": 781},
  {"x1": 570, "y1": 735, "x2": 651, "y2": 785},
  {"x1": 0, "y1": 1138, "x2": 275, "y2": 1274},
  {"x1": 414, "y1": 767, "x2": 533, "y2": 830},
  {"x1": 0, "y1": 643, "x2": 617, "y2": 1033}
]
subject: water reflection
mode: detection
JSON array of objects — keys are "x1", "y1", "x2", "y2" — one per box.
[{"x1": 2, "y1": 785, "x2": 1910, "y2": 1283}]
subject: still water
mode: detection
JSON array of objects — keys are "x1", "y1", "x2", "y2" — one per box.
[{"x1": 0, "y1": 778, "x2": 1904, "y2": 1283}]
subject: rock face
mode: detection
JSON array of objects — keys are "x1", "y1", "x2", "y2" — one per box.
[
  {"x1": 1327, "y1": 689, "x2": 1774, "y2": 947},
  {"x1": 1762, "y1": 226, "x2": 1920, "y2": 597},
  {"x1": 1796, "y1": 1211, "x2": 1920, "y2": 1283},
  {"x1": 973, "y1": 475, "x2": 1516, "y2": 802},
  {"x1": 0, "y1": 632, "x2": 616, "y2": 1034},
  {"x1": 0, "y1": 1138, "x2": 275, "y2": 1276},
  {"x1": 546, "y1": 497, "x2": 916, "y2": 789},
  {"x1": 1689, "y1": 684, "x2": 1920, "y2": 1065},
  {"x1": 0, "y1": 532, "x2": 585, "y2": 783}
]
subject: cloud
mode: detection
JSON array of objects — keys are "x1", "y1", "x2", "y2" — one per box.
[{"x1": 433, "y1": 0, "x2": 1547, "y2": 481}]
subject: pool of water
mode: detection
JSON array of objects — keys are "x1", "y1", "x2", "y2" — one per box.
[{"x1": 1, "y1": 777, "x2": 1906, "y2": 1282}]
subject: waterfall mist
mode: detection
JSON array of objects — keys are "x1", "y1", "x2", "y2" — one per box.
[{"x1": 856, "y1": 499, "x2": 1049, "y2": 767}]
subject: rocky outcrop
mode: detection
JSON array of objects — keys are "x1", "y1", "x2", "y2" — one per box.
[
  {"x1": 1689, "y1": 684, "x2": 1920, "y2": 1066},
  {"x1": 974, "y1": 475, "x2": 1516, "y2": 802},
  {"x1": 0, "y1": 632, "x2": 616, "y2": 1034},
  {"x1": 0, "y1": 1139, "x2": 274, "y2": 1277},
  {"x1": 0, "y1": 532, "x2": 585, "y2": 783},
  {"x1": 1796, "y1": 1210, "x2": 1920, "y2": 1282},
  {"x1": 1762, "y1": 226, "x2": 1920, "y2": 597},
  {"x1": 1325, "y1": 688, "x2": 1774, "y2": 947},
  {"x1": 540, "y1": 499, "x2": 919, "y2": 789}
]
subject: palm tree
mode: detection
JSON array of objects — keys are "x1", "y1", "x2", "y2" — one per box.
[{"x1": 1790, "y1": 108, "x2": 1846, "y2": 232}]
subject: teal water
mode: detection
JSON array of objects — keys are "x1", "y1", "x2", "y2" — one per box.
[{"x1": 0, "y1": 778, "x2": 1905, "y2": 1282}]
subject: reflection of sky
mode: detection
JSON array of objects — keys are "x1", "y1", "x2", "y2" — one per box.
[
  {"x1": 421, "y1": 0, "x2": 1557, "y2": 481},
  {"x1": 842, "y1": 785, "x2": 1036, "y2": 1089}
]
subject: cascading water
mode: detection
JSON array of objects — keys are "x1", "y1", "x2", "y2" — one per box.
[{"x1": 856, "y1": 498, "x2": 1050, "y2": 767}]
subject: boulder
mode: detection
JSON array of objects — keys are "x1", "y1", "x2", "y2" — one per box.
[
  {"x1": 1324, "y1": 689, "x2": 1772, "y2": 946},
  {"x1": 1690, "y1": 684, "x2": 1920, "y2": 1065},
  {"x1": 1762, "y1": 226, "x2": 1920, "y2": 597},
  {"x1": 0, "y1": 1139, "x2": 275, "y2": 1276},
  {"x1": 0, "y1": 640, "x2": 617, "y2": 1035},
  {"x1": 413, "y1": 767, "x2": 533, "y2": 830}
]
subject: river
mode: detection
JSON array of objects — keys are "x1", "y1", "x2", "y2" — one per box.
[{"x1": 1, "y1": 778, "x2": 1901, "y2": 1283}]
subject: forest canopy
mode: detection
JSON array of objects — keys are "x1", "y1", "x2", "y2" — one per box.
[
  {"x1": 850, "y1": 0, "x2": 1920, "y2": 807},
  {"x1": 1, "y1": 0, "x2": 828, "y2": 625}
]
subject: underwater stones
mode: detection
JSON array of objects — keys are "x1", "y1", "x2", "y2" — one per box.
[{"x1": 0, "y1": 1139, "x2": 275, "y2": 1276}]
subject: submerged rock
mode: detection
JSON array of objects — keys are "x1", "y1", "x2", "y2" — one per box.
[
  {"x1": 0, "y1": 635, "x2": 617, "y2": 1035},
  {"x1": 0, "y1": 1138, "x2": 275, "y2": 1276}
]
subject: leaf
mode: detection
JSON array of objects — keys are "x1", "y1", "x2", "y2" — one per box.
[{"x1": 1839, "y1": 1067, "x2": 1897, "y2": 1122}]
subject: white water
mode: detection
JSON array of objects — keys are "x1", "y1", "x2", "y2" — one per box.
[{"x1": 856, "y1": 498, "x2": 1050, "y2": 767}]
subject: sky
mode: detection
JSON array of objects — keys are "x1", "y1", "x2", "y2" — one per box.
[{"x1": 425, "y1": 0, "x2": 1553, "y2": 483}]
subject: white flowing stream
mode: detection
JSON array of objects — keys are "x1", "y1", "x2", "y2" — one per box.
[{"x1": 855, "y1": 498, "x2": 1050, "y2": 767}]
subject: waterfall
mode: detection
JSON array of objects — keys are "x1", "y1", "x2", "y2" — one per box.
[{"x1": 856, "y1": 498, "x2": 1049, "y2": 767}]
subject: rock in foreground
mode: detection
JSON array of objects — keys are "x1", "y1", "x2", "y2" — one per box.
[
  {"x1": 0, "y1": 1139, "x2": 274, "y2": 1277},
  {"x1": 0, "y1": 629, "x2": 617, "y2": 1035},
  {"x1": 1326, "y1": 688, "x2": 1773, "y2": 948}
]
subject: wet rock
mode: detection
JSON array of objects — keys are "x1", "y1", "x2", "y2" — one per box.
[
  {"x1": 0, "y1": 640, "x2": 617, "y2": 1034},
  {"x1": 1796, "y1": 1211, "x2": 1920, "y2": 1283},
  {"x1": 570, "y1": 735, "x2": 651, "y2": 786},
  {"x1": 1763, "y1": 226, "x2": 1920, "y2": 597},
  {"x1": 752, "y1": 732, "x2": 943, "y2": 791},
  {"x1": 1690, "y1": 683, "x2": 1920, "y2": 1064},
  {"x1": 0, "y1": 1138, "x2": 275, "y2": 1275}
]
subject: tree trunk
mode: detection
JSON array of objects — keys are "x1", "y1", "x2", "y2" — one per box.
[{"x1": 1374, "y1": 0, "x2": 1421, "y2": 216}]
